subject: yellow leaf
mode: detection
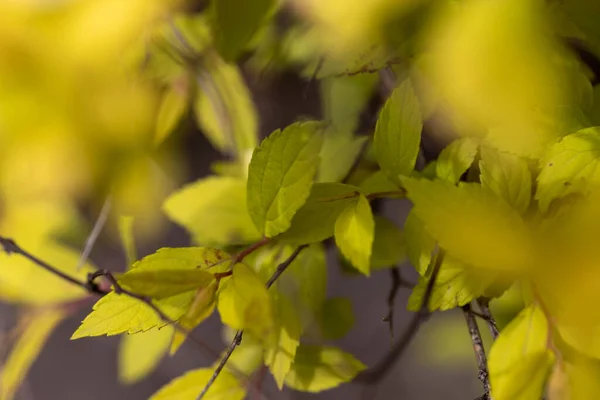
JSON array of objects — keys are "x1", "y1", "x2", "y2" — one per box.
[
  {"x1": 402, "y1": 177, "x2": 533, "y2": 272},
  {"x1": 118, "y1": 269, "x2": 214, "y2": 299},
  {"x1": 0, "y1": 309, "x2": 66, "y2": 400},
  {"x1": 118, "y1": 325, "x2": 174, "y2": 384},
  {"x1": 217, "y1": 263, "x2": 274, "y2": 341},
  {"x1": 436, "y1": 137, "x2": 479, "y2": 184},
  {"x1": 284, "y1": 345, "x2": 366, "y2": 392},
  {"x1": 163, "y1": 176, "x2": 261, "y2": 246},
  {"x1": 488, "y1": 305, "x2": 555, "y2": 400},
  {"x1": 334, "y1": 194, "x2": 374, "y2": 276},
  {"x1": 151, "y1": 368, "x2": 245, "y2": 400},
  {"x1": 117, "y1": 215, "x2": 137, "y2": 268}
]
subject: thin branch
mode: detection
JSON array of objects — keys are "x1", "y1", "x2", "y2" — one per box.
[
  {"x1": 355, "y1": 249, "x2": 446, "y2": 384},
  {"x1": 76, "y1": 196, "x2": 112, "y2": 271},
  {"x1": 197, "y1": 245, "x2": 308, "y2": 400},
  {"x1": 462, "y1": 303, "x2": 491, "y2": 397},
  {"x1": 0, "y1": 237, "x2": 103, "y2": 296},
  {"x1": 382, "y1": 268, "x2": 401, "y2": 341},
  {"x1": 476, "y1": 298, "x2": 499, "y2": 340}
]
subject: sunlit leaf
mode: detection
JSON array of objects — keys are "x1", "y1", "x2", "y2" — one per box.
[
  {"x1": 119, "y1": 269, "x2": 214, "y2": 299},
  {"x1": 247, "y1": 121, "x2": 324, "y2": 237},
  {"x1": 402, "y1": 178, "x2": 533, "y2": 272},
  {"x1": 164, "y1": 176, "x2": 261, "y2": 246},
  {"x1": 480, "y1": 146, "x2": 532, "y2": 214},
  {"x1": 211, "y1": 0, "x2": 278, "y2": 61},
  {"x1": 284, "y1": 345, "x2": 366, "y2": 392},
  {"x1": 118, "y1": 326, "x2": 174, "y2": 384},
  {"x1": 370, "y1": 216, "x2": 407, "y2": 270},
  {"x1": 334, "y1": 194, "x2": 374, "y2": 275},
  {"x1": 318, "y1": 297, "x2": 354, "y2": 340},
  {"x1": 374, "y1": 79, "x2": 422, "y2": 184},
  {"x1": 488, "y1": 305, "x2": 554, "y2": 400},
  {"x1": 536, "y1": 128, "x2": 600, "y2": 213},
  {"x1": 217, "y1": 263, "x2": 274, "y2": 341},
  {"x1": 436, "y1": 137, "x2": 479, "y2": 184},
  {"x1": 0, "y1": 309, "x2": 66, "y2": 400},
  {"x1": 151, "y1": 368, "x2": 245, "y2": 400},
  {"x1": 265, "y1": 291, "x2": 301, "y2": 389}
]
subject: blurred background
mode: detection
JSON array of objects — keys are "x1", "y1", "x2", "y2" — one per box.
[{"x1": 0, "y1": 0, "x2": 598, "y2": 398}]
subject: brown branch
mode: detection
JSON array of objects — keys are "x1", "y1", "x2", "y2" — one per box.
[
  {"x1": 476, "y1": 298, "x2": 499, "y2": 340},
  {"x1": 197, "y1": 245, "x2": 308, "y2": 400},
  {"x1": 462, "y1": 303, "x2": 491, "y2": 398},
  {"x1": 355, "y1": 249, "x2": 446, "y2": 384}
]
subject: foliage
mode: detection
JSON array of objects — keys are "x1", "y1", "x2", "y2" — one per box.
[{"x1": 2, "y1": 0, "x2": 600, "y2": 399}]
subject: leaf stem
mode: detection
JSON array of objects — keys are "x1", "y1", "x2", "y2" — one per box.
[{"x1": 476, "y1": 298, "x2": 499, "y2": 340}]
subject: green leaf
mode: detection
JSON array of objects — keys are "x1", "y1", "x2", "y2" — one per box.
[
  {"x1": 404, "y1": 210, "x2": 435, "y2": 276},
  {"x1": 317, "y1": 133, "x2": 367, "y2": 183},
  {"x1": 117, "y1": 215, "x2": 137, "y2": 268},
  {"x1": 408, "y1": 256, "x2": 496, "y2": 312},
  {"x1": 436, "y1": 138, "x2": 479, "y2": 184},
  {"x1": 265, "y1": 291, "x2": 301, "y2": 389},
  {"x1": 163, "y1": 176, "x2": 261, "y2": 246},
  {"x1": 536, "y1": 128, "x2": 600, "y2": 213},
  {"x1": 284, "y1": 345, "x2": 366, "y2": 392},
  {"x1": 118, "y1": 326, "x2": 174, "y2": 384},
  {"x1": 217, "y1": 263, "x2": 274, "y2": 340},
  {"x1": 247, "y1": 121, "x2": 324, "y2": 237},
  {"x1": 278, "y1": 183, "x2": 362, "y2": 245},
  {"x1": 334, "y1": 194, "x2": 374, "y2": 276},
  {"x1": 0, "y1": 309, "x2": 66, "y2": 400},
  {"x1": 370, "y1": 216, "x2": 407, "y2": 270},
  {"x1": 194, "y1": 57, "x2": 258, "y2": 155},
  {"x1": 374, "y1": 79, "x2": 422, "y2": 184},
  {"x1": 359, "y1": 170, "x2": 399, "y2": 194},
  {"x1": 488, "y1": 305, "x2": 555, "y2": 400},
  {"x1": 402, "y1": 178, "x2": 533, "y2": 272},
  {"x1": 154, "y1": 85, "x2": 188, "y2": 146},
  {"x1": 480, "y1": 146, "x2": 532, "y2": 214},
  {"x1": 170, "y1": 282, "x2": 218, "y2": 355},
  {"x1": 118, "y1": 269, "x2": 214, "y2": 299},
  {"x1": 129, "y1": 247, "x2": 232, "y2": 273},
  {"x1": 321, "y1": 74, "x2": 378, "y2": 133},
  {"x1": 211, "y1": 0, "x2": 278, "y2": 61},
  {"x1": 319, "y1": 298, "x2": 354, "y2": 340},
  {"x1": 151, "y1": 368, "x2": 245, "y2": 400}
]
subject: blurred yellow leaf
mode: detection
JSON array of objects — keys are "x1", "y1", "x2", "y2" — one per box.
[
  {"x1": 0, "y1": 309, "x2": 66, "y2": 400},
  {"x1": 118, "y1": 326, "x2": 174, "y2": 384}
]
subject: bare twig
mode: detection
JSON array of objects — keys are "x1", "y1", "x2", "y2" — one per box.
[
  {"x1": 76, "y1": 196, "x2": 112, "y2": 271},
  {"x1": 382, "y1": 268, "x2": 401, "y2": 341},
  {"x1": 355, "y1": 249, "x2": 446, "y2": 384},
  {"x1": 462, "y1": 303, "x2": 491, "y2": 397},
  {"x1": 197, "y1": 245, "x2": 308, "y2": 400},
  {"x1": 0, "y1": 237, "x2": 104, "y2": 296},
  {"x1": 476, "y1": 298, "x2": 499, "y2": 340}
]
